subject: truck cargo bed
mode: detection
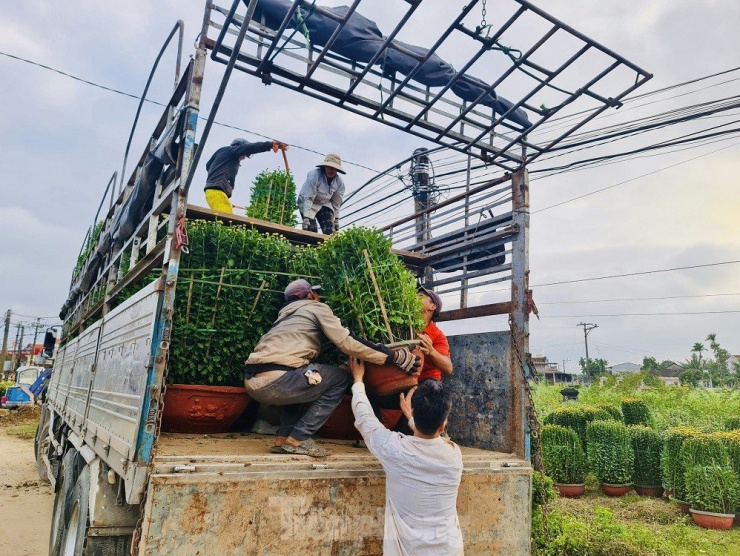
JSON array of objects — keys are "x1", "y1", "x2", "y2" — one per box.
[{"x1": 140, "y1": 433, "x2": 531, "y2": 555}]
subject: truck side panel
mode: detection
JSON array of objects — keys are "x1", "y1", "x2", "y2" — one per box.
[
  {"x1": 65, "y1": 321, "x2": 101, "y2": 435},
  {"x1": 83, "y1": 281, "x2": 161, "y2": 489},
  {"x1": 49, "y1": 337, "x2": 79, "y2": 414}
]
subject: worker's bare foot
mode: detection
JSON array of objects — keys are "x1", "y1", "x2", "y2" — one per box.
[
  {"x1": 279, "y1": 438, "x2": 330, "y2": 458},
  {"x1": 269, "y1": 436, "x2": 288, "y2": 453}
]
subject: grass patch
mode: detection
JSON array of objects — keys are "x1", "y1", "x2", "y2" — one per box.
[
  {"x1": 7, "y1": 423, "x2": 37, "y2": 439},
  {"x1": 536, "y1": 483, "x2": 740, "y2": 555}
]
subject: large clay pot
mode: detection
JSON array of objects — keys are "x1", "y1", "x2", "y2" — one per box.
[
  {"x1": 365, "y1": 348, "x2": 424, "y2": 396},
  {"x1": 634, "y1": 485, "x2": 664, "y2": 498},
  {"x1": 690, "y1": 509, "x2": 735, "y2": 530},
  {"x1": 601, "y1": 484, "x2": 632, "y2": 497},
  {"x1": 161, "y1": 384, "x2": 251, "y2": 434},
  {"x1": 555, "y1": 484, "x2": 585, "y2": 498},
  {"x1": 318, "y1": 396, "x2": 404, "y2": 440},
  {"x1": 669, "y1": 496, "x2": 691, "y2": 515}
]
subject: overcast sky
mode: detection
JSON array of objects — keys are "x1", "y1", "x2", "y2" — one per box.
[{"x1": 1, "y1": 1, "x2": 738, "y2": 371}]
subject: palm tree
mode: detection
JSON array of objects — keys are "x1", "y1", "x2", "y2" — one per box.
[{"x1": 692, "y1": 342, "x2": 708, "y2": 387}]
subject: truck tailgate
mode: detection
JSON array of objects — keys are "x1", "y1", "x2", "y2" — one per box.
[{"x1": 139, "y1": 434, "x2": 531, "y2": 555}]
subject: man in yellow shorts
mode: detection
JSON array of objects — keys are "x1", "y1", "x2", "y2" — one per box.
[{"x1": 204, "y1": 138, "x2": 288, "y2": 213}]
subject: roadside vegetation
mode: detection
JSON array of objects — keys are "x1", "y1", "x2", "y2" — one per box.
[{"x1": 532, "y1": 376, "x2": 740, "y2": 555}]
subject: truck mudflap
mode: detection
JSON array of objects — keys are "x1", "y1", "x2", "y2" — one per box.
[{"x1": 138, "y1": 451, "x2": 531, "y2": 555}]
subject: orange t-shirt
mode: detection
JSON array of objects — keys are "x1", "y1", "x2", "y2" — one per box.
[{"x1": 418, "y1": 321, "x2": 450, "y2": 382}]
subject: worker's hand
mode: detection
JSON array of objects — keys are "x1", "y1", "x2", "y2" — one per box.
[
  {"x1": 416, "y1": 332, "x2": 434, "y2": 355},
  {"x1": 349, "y1": 356, "x2": 365, "y2": 384},
  {"x1": 302, "y1": 217, "x2": 317, "y2": 232},
  {"x1": 399, "y1": 386, "x2": 416, "y2": 421},
  {"x1": 392, "y1": 347, "x2": 421, "y2": 375}
]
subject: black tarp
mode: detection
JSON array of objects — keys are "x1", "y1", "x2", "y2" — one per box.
[{"x1": 251, "y1": 0, "x2": 531, "y2": 128}]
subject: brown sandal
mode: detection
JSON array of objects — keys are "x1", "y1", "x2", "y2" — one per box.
[{"x1": 279, "y1": 438, "x2": 330, "y2": 458}]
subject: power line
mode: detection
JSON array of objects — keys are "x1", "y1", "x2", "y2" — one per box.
[
  {"x1": 537, "y1": 292, "x2": 740, "y2": 305},
  {"x1": 541, "y1": 310, "x2": 740, "y2": 317},
  {"x1": 0, "y1": 50, "x2": 380, "y2": 173},
  {"x1": 535, "y1": 260, "x2": 740, "y2": 288}
]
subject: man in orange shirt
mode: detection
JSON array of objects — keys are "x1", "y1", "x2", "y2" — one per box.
[{"x1": 416, "y1": 286, "x2": 453, "y2": 382}]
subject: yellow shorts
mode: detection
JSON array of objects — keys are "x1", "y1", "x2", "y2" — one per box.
[{"x1": 205, "y1": 189, "x2": 233, "y2": 214}]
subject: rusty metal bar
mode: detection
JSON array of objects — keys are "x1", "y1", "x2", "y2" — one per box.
[
  {"x1": 509, "y1": 168, "x2": 529, "y2": 459},
  {"x1": 436, "y1": 302, "x2": 512, "y2": 322}
]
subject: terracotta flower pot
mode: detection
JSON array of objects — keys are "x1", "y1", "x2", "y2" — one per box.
[
  {"x1": 669, "y1": 496, "x2": 691, "y2": 514},
  {"x1": 318, "y1": 396, "x2": 404, "y2": 440},
  {"x1": 690, "y1": 509, "x2": 735, "y2": 530},
  {"x1": 634, "y1": 485, "x2": 664, "y2": 497},
  {"x1": 601, "y1": 484, "x2": 631, "y2": 497},
  {"x1": 161, "y1": 384, "x2": 251, "y2": 434},
  {"x1": 555, "y1": 484, "x2": 585, "y2": 498},
  {"x1": 365, "y1": 348, "x2": 424, "y2": 396}
]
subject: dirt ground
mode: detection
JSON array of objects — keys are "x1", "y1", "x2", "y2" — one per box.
[{"x1": 0, "y1": 407, "x2": 54, "y2": 556}]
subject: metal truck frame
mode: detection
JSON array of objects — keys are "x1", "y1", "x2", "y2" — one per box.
[{"x1": 36, "y1": 1, "x2": 651, "y2": 554}]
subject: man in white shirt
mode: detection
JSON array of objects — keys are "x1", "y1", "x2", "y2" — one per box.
[{"x1": 349, "y1": 357, "x2": 464, "y2": 555}]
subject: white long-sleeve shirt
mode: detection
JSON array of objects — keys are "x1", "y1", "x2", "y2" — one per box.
[
  {"x1": 297, "y1": 168, "x2": 345, "y2": 219},
  {"x1": 351, "y1": 382, "x2": 464, "y2": 556}
]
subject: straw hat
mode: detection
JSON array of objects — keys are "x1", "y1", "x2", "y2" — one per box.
[{"x1": 317, "y1": 153, "x2": 346, "y2": 174}]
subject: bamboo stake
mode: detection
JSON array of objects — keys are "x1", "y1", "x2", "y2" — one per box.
[
  {"x1": 363, "y1": 249, "x2": 394, "y2": 344},
  {"x1": 279, "y1": 175, "x2": 289, "y2": 225},
  {"x1": 249, "y1": 280, "x2": 268, "y2": 314},
  {"x1": 265, "y1": 179, "x2": 273, "y2": 218},
  {"x1": 343, "y1": 263, "x2": 365, "y2": 335},
  {"x1": 206, "y1": 267, "x2": 226, "y2": 356},
  {"x1": 185, "y1": 276, "x2": 194, "y2": 325}
]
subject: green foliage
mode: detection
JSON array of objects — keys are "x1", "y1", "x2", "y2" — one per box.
[
  {"x1": 542, "y1": 404, "x2": 615, "y2": 449},
  {"x1": 73, "y1": 220, "x2": 104, "y2": 278},
  {"x1": 586, "y1": 420, "x2": 634, "y2": 485},
  {"x1": 596, "y1": 402, "x2": 623, "y2": 421},
  {"x1": 312, "y1": 227, "x2": 423, "y2": 345},
  {"x1": 725, "y1": 416, "x2": 740, "y2": 431},
  {"x1": 679, "y1": 434, "x2": 730, "y2": 471},
  {"x1": 0, "y1": 380, "x2": 15, "y2": 397},
  {"x1": 715, "y1": 430, "x2": 740, "y2": 511},
  {"x1": 532, "y1": 507, "x2": 666, "y2": 556},
  {"x1": 578, "y1": 357, "x2": 609, "y2": 378},
  {"x1": 660, "y1": 427, "x2": 701, "y2": 500},
  {"x1": 621, "y1": 398, "x2": 652, "y2": 426},
  {"x1": 685, "y1": 465, "x2": 739, "y2": 514},
  {"x1": 532, "y1": 470, "x2": 557, "y2": 511},
  {"x1": 629, "y1": 425, "x2": 663, "y2": 487},
  {"x1": 541, "y1": 425, "x2": 587, "y2": 485},
  {"x1": 246, "y1": 169, "x2": 298, "y2": 226},
  {"x1": 168, "y1": 220, "x2": 294, "y2": 386}
]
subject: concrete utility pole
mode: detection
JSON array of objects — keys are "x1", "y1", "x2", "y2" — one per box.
[
  {"x1": 0, "y1": 309, "x2": 11, "y2": 373},
  {"x1": 11, "y1": 323, "x2": 23, "y2": 372},
  {"x1": 410, "y1": 148, "x2": 436, "y2": 285},
  {"x1": 30, "y1": 318, "x2": 42, "y2": 364},
  {"x1": 577, "y1": 322, "x2": 598, "y2": 368}
]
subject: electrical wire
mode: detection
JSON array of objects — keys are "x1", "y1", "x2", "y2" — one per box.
[
  {"x1": 539, "y1": 310, "x2": 740, "y2": 317},
  {"x1": 0, "y1": 50, "x2": 380, "y2": 173}
]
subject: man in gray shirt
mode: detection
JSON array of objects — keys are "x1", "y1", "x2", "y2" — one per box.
[{"x1": 297, "y1": 153, "x2": 346, "y2": 234}]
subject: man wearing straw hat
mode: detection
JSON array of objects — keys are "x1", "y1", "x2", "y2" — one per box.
[{"x1": 297, "y1": 153, "x2": 346, "y2": 234}]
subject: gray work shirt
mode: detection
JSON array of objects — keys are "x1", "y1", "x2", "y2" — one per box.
[{"x1": 297, "y1": 168, "x2": 345, "y2": 219}]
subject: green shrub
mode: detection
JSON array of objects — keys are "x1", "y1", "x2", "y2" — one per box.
[
  {"x1": 685, "y1": 465, "x2": 739, "y2": 514},
  {"x1": 661, "y1": 427, "x2": 700, "y2": 501},
  {"x1": 169, "y1": 221, "x2": 294, "y2": 386},
  {"x1": 679, "y1": 434, "x2": 730, "y2": 469},
  {"x1": 532, "y1": 470, "x2": 557, "y2": 511},
  {"x1": 543, "y1": 404, "x2": 615, "y2": 448},
  {"x1": 586, "y1": 420, "x2": 634, "y2": 485},
  {"x1": 715, "y1": 430, "x2": 740, "y2": 511},
  {"x1": 725, "y1": 416, "x2": 740, "y2": 431},
  {"x1": 532, "y1": 507, "x2": 666, "y2": 556},
  {"x1": 311, "y1": 227, "x2": 423, "y2": 345},
  {"x1": 596, "y1": 402, "x2": 623, "y2": 421},
  {"x1": 629, "y1": 425, "x2": 663, "y2": 487},
  {"x1": 622, "y1": 398, "x2": 652, "y2": 426},
  {"x1": 541, "y1": 425, "x2": 586, "y2": 485},
  {"x1": 0, "y1": 380, "x2": 15, "y2": 398},
  {"x1": 246, "y1": 169, "x2": 298, "y2": 226}
]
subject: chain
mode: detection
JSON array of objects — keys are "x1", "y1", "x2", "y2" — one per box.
[
  {"x1": 509, "y1": 316, "x2": 551, "y2": 542},
  {"x1": 130, "y1": 336, "x2": 170, "y2": 555},
  {"x1": 480, "y1": 0, "x2": 487, "y2": 29}
]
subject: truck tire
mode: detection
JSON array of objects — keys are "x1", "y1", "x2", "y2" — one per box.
[
  {"x1": 34, "y1": 404, "x2": 51, "y2": 482},
  {"x1": 59, "y1": 460, "x2": 91, "y2": 556},
  {"x1": 50, "y1": 449, "x2": 80, "y2": 556}
]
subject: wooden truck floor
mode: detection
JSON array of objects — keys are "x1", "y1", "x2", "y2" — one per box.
[{"x1": 141, "y1": 432, "x2": 532, "y2": 555}]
